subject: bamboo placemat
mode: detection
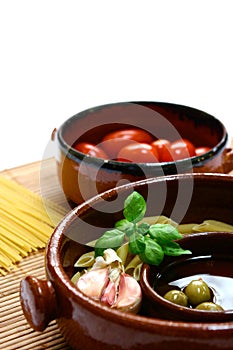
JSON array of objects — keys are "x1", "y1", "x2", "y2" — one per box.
[
  {"x1": 0, "y1": 158, "x2": 71, "y2": 350},
  {"x1": 1, "y1": 152, "x2": 233, "y2": 350}
]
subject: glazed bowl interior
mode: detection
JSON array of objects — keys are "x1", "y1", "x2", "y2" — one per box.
[
  {"x1": 140, "y1": 232, "x2": 233, "y2": 322},
  {"x1": 55, "y1": 101, "x2": 229, "y2": 205},
  {"x1": 59, "y1": 101, "x2": 226, "y2": 158}
]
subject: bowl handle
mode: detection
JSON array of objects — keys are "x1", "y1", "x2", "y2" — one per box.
[
  {"x1": 20, "y1": 276, "x2": 58, "y2": 331},
  {"x1": 51, "y1": 128, "x2": 57, "y2": 141},
  {"x1": 223, "y1": 147, "x2": 233, "y2": 173}
]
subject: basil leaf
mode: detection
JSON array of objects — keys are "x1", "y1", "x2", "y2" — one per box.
[
  {"x1": 93, "y1": 191, "x2": 192, "y2": 267},
  {"x1": 94, "y1": 229, "x2": 125, "y2": 257},
  {"x1": 128, "y1": 233, "x2": 145, "y2": 255},
  {"x1": 139, "y1": 237, "x2": 164, "y2": 265},
  {"x1": 162, "y1": 241, "x2": 192, "y2": 257},
  {"x1": 149, "y1": 224, "x2": 182, "y2": 244},
  {"x1": 123, "y1": 191, "x2": 146, "y2": 223},
  {"x1": 115, "y1": 219, "x2": 135, "y2": 237},
  {"x1": 115, "y1": 219, "x2": 134, "y2": 231},
  {"x1": 137, "y1": 222, "x2": 150, "y2": 235},
  {"x1": 125, "y1": 226, "x2": 135, "y2": 237}
]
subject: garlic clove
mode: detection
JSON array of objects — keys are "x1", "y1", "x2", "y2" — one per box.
[
  {"x1": 101, "y1": 280, "x2": 117, "y2": 306},
  {"x1": 75, "y1": 249, "x2": 142, "y2": 314},
  {"x1": 114, "y1": 273, "x2": 142, "y2": 313},
  {"x1": 76, "y1": 267, "x2": 109, "y2": 300}
]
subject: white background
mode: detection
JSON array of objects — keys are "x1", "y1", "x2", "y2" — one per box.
[{"x1": 0, "y1": 0, "x2": 232, "y2": 170}]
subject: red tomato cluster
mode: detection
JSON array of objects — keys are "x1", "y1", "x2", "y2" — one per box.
[{"x1": 73, "y1": 128, "x2": 211, "y2": 163}]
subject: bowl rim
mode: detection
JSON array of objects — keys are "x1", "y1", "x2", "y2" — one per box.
[
  {"x1": 56, "y1": 101, "x2": 228, "y2": 172},
  {"x1": 46, "y1": 173, "x2": 233, "y2": 335}
]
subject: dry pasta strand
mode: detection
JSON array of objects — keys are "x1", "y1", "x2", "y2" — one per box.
[
  {"x1": 74, "y1": 251, "x2": 95, "y2": 268},
  {"x1": 125, "y1": 255, "x2": 142, "y2": 280},
  {"x1": 116, "y1": 243, "x2": 129, "y2": 266},
  {"x1": 0, "y1": 232, "x2": 29, "y2": 257},
  {"x1": 177, "y1": 223, "x2": 198, "y2": 234},
  {"x1": 0, "y1": 174, "x2": 67, "y2": 275},
  {"x1": 139, "y1": 215, "x2": 178, "y2": 227},
  {"x1": 192, "y1": 220, "x2": 233, "y2": 233}
]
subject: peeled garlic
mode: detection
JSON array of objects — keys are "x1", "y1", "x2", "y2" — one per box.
[
  {"x1": 114, "y1": 273, "x2": 142, "y2": 313},
  {"x1": 76, "y1": 248, "x2": 142, "y2": 313},
  {"x1": 76, "y1": 267, "x2": 109, "y2": 300}
]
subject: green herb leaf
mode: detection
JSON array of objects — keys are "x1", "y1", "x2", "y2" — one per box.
[
  {"x1": 162, "y1": 241, "x2": 192, "y2": 257},
  {"x1": 93, "y1": 191, "x2": 192, "y2": 267},
  {"x1": 115, "y1": 219, "x2": 135, "y2": 237},
  {"x1": 94, "y1": 229, "x2": 125, "y2": 257},
  {"x1": 123, "y1": 191, "x2": 146, "y2": 223},
  {"x1": 137, "y1": 222, "x2": 150, "y2": 235},
  {"x1": 128, "y1": 233, "x2": 145, "y2": 255},
  {"x1": 115, "y1": 219, "x2": 132, "y2": 231},
  {"x1": 139, "y1": 237, "x2": 164, "y2": 265},
  {"x1": 149, "y1": 224, "x2": 182, "y2": 244}
]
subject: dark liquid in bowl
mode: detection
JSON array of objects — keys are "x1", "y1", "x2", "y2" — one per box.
[{"x1": 154, "y1": 256, "x2": 233, "y2": 311}]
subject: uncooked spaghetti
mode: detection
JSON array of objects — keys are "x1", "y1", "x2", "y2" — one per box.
[{"x1": 0, "y1": 174, "x2": 67, "y2": 275}]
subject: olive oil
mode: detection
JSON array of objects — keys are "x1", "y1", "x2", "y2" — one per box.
[{"x1": 154, "y1": 256, "x2": 233, "y2": 311}]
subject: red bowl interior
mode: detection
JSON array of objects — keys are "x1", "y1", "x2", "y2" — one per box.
[{"x1": 55, "y1": 101, "x2": 229, "y2": 205}]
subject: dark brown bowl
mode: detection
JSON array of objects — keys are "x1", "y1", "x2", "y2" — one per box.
[
  {"x1": 20, "y1": 173, "x2": 233, "y2": 350},
  {"x1": 140, "y1": 232, "x2": 233, "y2": 322},
  {"x1": 54, "y1": 101, "x2": 232, "y2": 205}
]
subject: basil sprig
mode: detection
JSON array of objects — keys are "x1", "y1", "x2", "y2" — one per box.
[{"x1": 94, "y1": 191, "x2": 191, "y2": 265}]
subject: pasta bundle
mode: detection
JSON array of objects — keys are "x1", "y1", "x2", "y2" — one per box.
[{"x1": 0, "y1": 174, "x2": 67, "y2": 275}]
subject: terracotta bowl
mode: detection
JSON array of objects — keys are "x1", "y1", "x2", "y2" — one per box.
[
  {"x1": 53, "y1": 101, "x2": 233, "y2": 205},
  {"x1": 140, "y1": 232, "x2": 233, "y2": 322},
  {"x1": 20, "y1": 173, "x2": 233, "y2": 350}
]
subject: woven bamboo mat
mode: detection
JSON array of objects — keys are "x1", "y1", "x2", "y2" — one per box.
[
  {"x1": 0, "y1": 158, "x2": 71, "y2": 350},
  {"x1": 1, "y1": 151, "x2": 233, "y2": 350}
]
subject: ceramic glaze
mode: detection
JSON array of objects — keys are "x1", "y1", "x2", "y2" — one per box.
[
  {"x1": 54, "y1": 101, "x2": 233, "y2": 205},
  {"x1": 20, "y1": 174, "x2": 233, "y2": 350}
]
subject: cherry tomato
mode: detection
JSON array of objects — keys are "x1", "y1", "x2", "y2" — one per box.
[
  {"x1": 160, "y1": 139, "x2": 196, "y2": 162},
  {"x1": 171, "y1": 139, "x2": 196, "y2": 160},
  {"x1": 74, "y1": 142, "x2": 108, "y2": 159},
  {"x1": 101, "y1": 128, "x2": 154, "y2": 159},
  {"x1": 159, "y1": 144, "x2": 174, "y2": 162},
  {"x1": 117, "y1": 143, "x2": 159, "y2": 163},
  {"x1": 195, "y1": 146, "x2": 211, "y2": 156},
  {"x1": 151, "y1": 139, "x2": 171, "y2": 162}
]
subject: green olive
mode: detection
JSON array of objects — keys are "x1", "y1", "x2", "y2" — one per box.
[
  {"x1": 195, "y1": 302, "x2": 224, "y2": 311},
  {"x1": 163, "y1": 290, "x2": 188, "y2": 307},
  {"x1": 184, "y1": 279, "x2": 211, "y2": 306}
]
